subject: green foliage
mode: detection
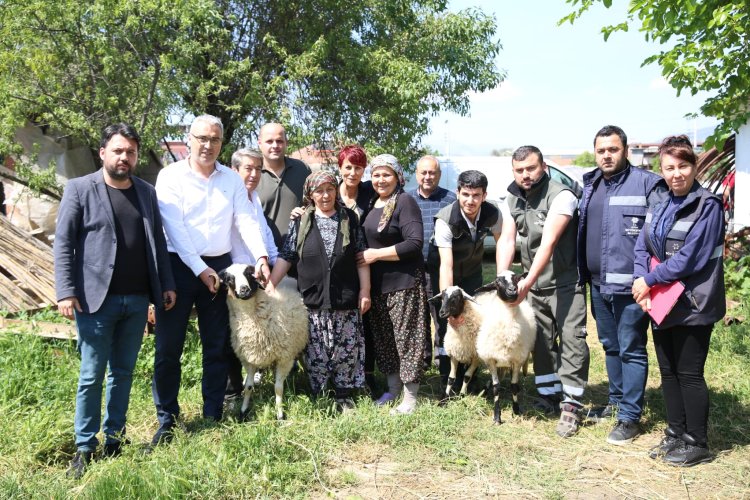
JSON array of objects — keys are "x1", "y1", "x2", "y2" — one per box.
[
  {"x1": 0, "y1": 0, "x2": 503, "y2": 168},
  {"x1": 724, "y1": 255, "x2": 750, "y2": 300},
  {"x1": 560, "y1": 0, "x2": 750, "y2": 149},
  {"x1": 572, "y1": 150, "x2": 596, "y2": 167}
]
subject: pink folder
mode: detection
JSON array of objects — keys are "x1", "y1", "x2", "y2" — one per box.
[{"x1": 647, "y1": 256, "x2": 685, "y2": 325}]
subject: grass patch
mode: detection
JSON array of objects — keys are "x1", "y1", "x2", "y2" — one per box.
[{"x1": 1, "y1": 299, "x2": 749, "y2": 497}]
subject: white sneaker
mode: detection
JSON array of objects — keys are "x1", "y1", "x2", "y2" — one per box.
[{"x1": 253, "y1": 371, "x2": 262, "y2": 384}]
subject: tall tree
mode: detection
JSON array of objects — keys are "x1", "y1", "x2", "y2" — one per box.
[
  {"x1": 561, "y1": 0, "x2": 750, "y2": 148},
  {"x1": 0, "y1": 0, "x2": 502, "y2": 169}
]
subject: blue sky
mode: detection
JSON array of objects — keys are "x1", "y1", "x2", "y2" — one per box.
[{"x1": 424, "y1": 0, "x2": 717, "y2": 156}]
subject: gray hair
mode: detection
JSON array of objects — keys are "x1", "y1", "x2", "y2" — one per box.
[
  {"x1": 231, "y1": 148, "x2": 263, "y2": 169},
  {"x1": 190, "y1": 114, "x2": 224, "y2": 136}
]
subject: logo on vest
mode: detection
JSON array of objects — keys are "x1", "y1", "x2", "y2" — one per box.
[
  {"x1": 624, "y1": 216, "x2": 644, "y2": 236},
  {"x1": 534, "y1": 211, "x2": 546, "y2": 226}
]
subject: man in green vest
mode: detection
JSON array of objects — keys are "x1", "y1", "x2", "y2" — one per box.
[
  {"x1": 430, "y1": 170, "x2": 502, "y2": 391},
  {"x1": 497, "y1": 145, "x2": 589, "y2": 438}
]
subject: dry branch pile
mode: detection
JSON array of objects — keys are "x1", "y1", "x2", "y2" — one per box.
[{"x1": 0, "y1": 215, "x2": 56, "y2": 312}]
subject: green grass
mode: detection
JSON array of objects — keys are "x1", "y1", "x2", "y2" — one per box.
[{"x1": 1, "y1": 298, "x2": 749, "y2": 498}]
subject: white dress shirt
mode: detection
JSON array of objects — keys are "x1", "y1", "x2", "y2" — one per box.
[
  {"x1": 230, "y1": 190, "x2": 278, "y2": 266},
  {"x1": 156, "y1": 158, "x2": 268, "y2": 276}
]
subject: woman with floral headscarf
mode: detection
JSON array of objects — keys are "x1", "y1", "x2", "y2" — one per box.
[
  {"x1": 360, "y1": 154, "x2": 429, "y2": 415},
  {"x1": 269, "y1": 170, "x2": 371, "y2": 411}
]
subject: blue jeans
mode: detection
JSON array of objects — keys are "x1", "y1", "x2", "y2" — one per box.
[
  {"x1": 590, "y1": 285, "x2": 649, "y2": 423},
  {"x1": 152, "y1": 253, "x2": 231, "y2": 425},
  {"x1": 74, "y1": 294, "x2": 149, "y2": 452}
]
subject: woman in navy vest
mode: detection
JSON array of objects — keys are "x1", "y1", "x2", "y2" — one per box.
[
  {"x1": 270, "y1": 170, "x2": 371, "y2": 411},
  {"x1": 632, "y1": 135, "x2": 725, "y2": 467}
]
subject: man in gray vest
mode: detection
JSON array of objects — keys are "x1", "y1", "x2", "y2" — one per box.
[
  {"x1": 431, "y1": 170, "x2": 502, "y2": 390},
  {"x1": 497, "y1": 145, "x2": 589, "y2": 438}
]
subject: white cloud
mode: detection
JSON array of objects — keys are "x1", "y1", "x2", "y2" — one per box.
[
  {"x1": 649, "y1": 76, "x2": 671, "y2": 90},
  {"x1": 470, "y1": 80, "x2": 522, "y2": 104}
]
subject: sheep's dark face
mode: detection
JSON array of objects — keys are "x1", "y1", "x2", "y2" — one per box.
[
  {"x1": 219, "y1": 264, "x2": 260, "y2": 300},
  {"x1": 428, "y1": 286, "x2": 469, "y2": 319},
  {"x1": 475, "y1": 270, "x2": 526, "y2": 303}
]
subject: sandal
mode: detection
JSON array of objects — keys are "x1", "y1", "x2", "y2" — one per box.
[{"x1": 556, "y1": 403, "x2": 581, "y2": 438}]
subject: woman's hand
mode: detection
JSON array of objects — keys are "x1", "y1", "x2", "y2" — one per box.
[
  {"x1": 289, "y1": 206, "x2": 305, "y2": 220},
  {"x1": 358, "y1": 248, "x2": 380, "y2": 265},
  {"x1": 632, "y1": 277, "x2": 651, "y2": 303},
  {"x1": 359, "y1": 291, "x2": 371, "y2": 314}
]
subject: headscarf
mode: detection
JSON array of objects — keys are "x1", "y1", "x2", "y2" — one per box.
[
  {"x1": 296, "y1": 170, "x2": 350, "y2": 254},
  {"x1": 369, "y1": 154, "x2": 404, "y2": 232}
]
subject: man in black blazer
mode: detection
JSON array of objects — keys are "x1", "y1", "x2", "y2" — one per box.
[{"x1": 55, "y1": 123, "x2": 175, "y2": 478}]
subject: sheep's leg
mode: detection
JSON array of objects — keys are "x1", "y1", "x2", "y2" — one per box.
[
  {"x1": 445, "y1": 357, "x2": 459, "y2": 399},
  {"x1": 274, "y1": 358, "x2": 295, "y2": 420},
  {"x1": 459, "y1": 359, "x2": 480, "y2": 396},
  {"x1": 510, "y1": 366, "x2": 522, "y2": 416},
  {"x1": 240, "y1": 365, "x2": 257, "y2": 418},
  {"x1": 489, "y1": 363, "x2": 502, "y2": 425}
]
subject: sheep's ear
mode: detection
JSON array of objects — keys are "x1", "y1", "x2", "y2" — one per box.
[
  {"x1": 427, "y1": 293, "x2": 443, "y2": 305},
  {"x1": 512, "y1": 272, "x2": 526, "y2": 286},
  {"x1": 218, "y1": 270, "x2": 233, "y2": 290},
  {"x1": 243, "y1": 265, "x2": 256, "y2": 283},
  {"x1": 461, "y1": 289, "x2": 474, "y2": 300},
  {"x1": 474, "y1": 281, "x2": 497, "y2": 294}
]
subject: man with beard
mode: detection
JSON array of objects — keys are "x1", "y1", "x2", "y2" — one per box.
[
  {"x1": 578, "y1": 125, "x2": 666, "y2": 445},
  {"x1": 55, "y1": 123, "x2": 176, "y2": 478},
  {"x1": 497, "y1": 145, "x2": 588, "y2": 438},
  {"x1": 152, "y1": 115, "x2": 272, "y2": 446}
]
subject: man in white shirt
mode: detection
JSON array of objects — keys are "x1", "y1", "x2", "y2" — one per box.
[
  {"x1": 225, "y1": 148, "x2": 278, "y2": 400},
  {"x1": 151, "y1": 115, "x2": 272, "y2": 446},
  {"x1": 497, "y1": 145, "x2": 589, "y2": 438}
]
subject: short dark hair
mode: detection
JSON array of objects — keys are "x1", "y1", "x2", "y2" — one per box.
[
  {"x1": 512, "y1": 145, "x2": 544, "y2": 164},
  {"x1": 594, "y1": 125, "x2": 627, "y2": 148},
  {"x1": 457, "y1": 170, "x2": 488, "y2": 192},
  {"x1": 658, "y1": 135, "x2": 696, "y2": 166},
  {"x1": 100, "y1": 123, "x2": 141, "y2": 150}
]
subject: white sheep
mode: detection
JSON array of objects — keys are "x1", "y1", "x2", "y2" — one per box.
[
  {"x1": 428, "y1": 286, "x2": 492, "y2": 399},
  {"x1": 219, "y1": 264, "x2": 309, "y2": 420},
  {"x1": 475, "y1": 270, "x2": 536, "y2": 424}
]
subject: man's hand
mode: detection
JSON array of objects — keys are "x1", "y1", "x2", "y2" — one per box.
[
  {"x1": 199, "y1": 267, "x2": 220, "y2": 293},
  {"x1": 509, "y1": 277, "x2": 531, "y2": 306},
  {"x1": 58, "y1": 297, "x2": 82, "y2": 320},
  {"x1": 255, "y1": 257, "x2": 271, "y2": 284},
  {"x1": 162, "y1": 290, "x2": 177, "y2": 311}
]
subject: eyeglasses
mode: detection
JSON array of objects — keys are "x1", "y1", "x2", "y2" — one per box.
[{"x1": 190, "y1": 133, "x2": 223, "y2": 146}]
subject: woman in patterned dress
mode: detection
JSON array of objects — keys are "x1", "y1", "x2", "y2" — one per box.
[
  {"x1": 269, "y1": 171, "x2": 371, "y2": 410},
  {"x1": 359, "y1": 154, "x2": 429, "y2": 415}
]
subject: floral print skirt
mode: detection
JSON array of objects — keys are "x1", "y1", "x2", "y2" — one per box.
[{"x1": 305, "y1": 308, "x2": 365, "y2": 394}]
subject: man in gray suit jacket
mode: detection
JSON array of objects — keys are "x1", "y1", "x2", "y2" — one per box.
[{"x1": 55, "y1": 123, "x2": 176, "y2": 479}]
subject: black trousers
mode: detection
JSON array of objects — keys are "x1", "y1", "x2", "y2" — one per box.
[{"x1": 652, "y1": 323, "x2": 713, "y2": 445}]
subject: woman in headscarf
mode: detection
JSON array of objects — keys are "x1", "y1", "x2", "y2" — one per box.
[
  {"x1": 360, "y1": 154, "x2": 428, "y2": 415},
  {"x1": 269, "y1": 171, "x2": 371, "y2": 411},
  {"x1": 632, "y1": 135, "x2": 725, "y2": 466}
]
